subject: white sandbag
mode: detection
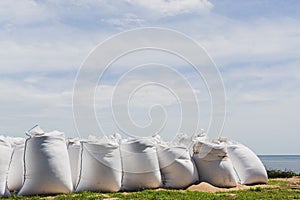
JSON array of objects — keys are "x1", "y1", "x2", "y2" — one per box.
[
  {"x1": 156, "y1": 142, "x2": 199, "y2": 189},
  {"x1": 227, "y1": 141, "x2": 268, "y2": 185},
  {"x1": 67, "y1": 138, "x2": 81, "y2": 189},
  {"x1": 121, "y1": 137, "x2": 162, "y2": 191},
  {"x1": 18, "y1": 126, "x2": 73, "y2": 196},
  {"x1": 76, "y1": 136, "x2": 122, "y2": 192},
  {"x1": 0, "y1": 136, "x2": 13, "y2": 197},
  {"x1": 7, "y1": 137, "x2": 25, "y2": 191},
  {"x1": 192, "y1": 141, "x2": 237, "y2": 188},
  {"x1": 174, "y1": 132, "x2": 207, "y2": 154}
]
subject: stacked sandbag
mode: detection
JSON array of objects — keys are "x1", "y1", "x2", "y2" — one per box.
[
  {"x1": 121, "y1": 137, "x2": 162, "y2": 191},
  {"x1": 156, "y1": 140, "x2": 199, "y2": 189},
  {"x1": 7, "y1": 137, "x2": 25, "y2": 191},
  {"x1": 67, "y1": 138, "x2": 81, "y2": 189},
  {"x1": 192, "y1": 141, "x2": 237, "y2": 188},
  {"x1": 175, "y1": 132, "x2": 207, "y2": 154},
  {"x1": 18, "y1": 126, "x2": 73, "y2": 196},
  {"x1": 0, "y1": 136, "x2": 13, "y2": 197},
  {"x1": 75, "y1": 136, "x2": 122, "y2": 192},
  {"x1": 227, "y1": 141, "x2": 268, "y2": 185}
]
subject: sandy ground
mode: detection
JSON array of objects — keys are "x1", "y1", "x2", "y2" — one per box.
[
  {"x1": 41, "y1": 177, "x2": 300, "y2": 199},
  {"x1": 274, "y1": 176, "x2": 300, "y2": 190},
  {"x1": 186, "y1": 176, "x2": 300, "y2": 193},
  {"x1": 187, "y1": 182, "x2": 275, "y2": 193}
]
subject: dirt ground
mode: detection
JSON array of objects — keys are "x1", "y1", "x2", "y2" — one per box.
[
  {"x1": 186, "y1": 177, "x2": 300, "y2": 193},
  {"x1": 40, "y1": 177, "x2": 300, "y2": 199},
  {"x1": 274, "y1": 176, "x2": 300, "y2": 190}
]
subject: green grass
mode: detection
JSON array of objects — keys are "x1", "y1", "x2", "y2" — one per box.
[{"x1": 6, "y1": 178, "x2": 300, "y2": 200}]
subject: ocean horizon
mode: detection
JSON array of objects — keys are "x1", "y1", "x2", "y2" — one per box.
[{"x1": 258, "y1": 155, "x2": 300, "y2": 174}]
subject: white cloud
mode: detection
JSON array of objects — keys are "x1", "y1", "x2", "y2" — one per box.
[
  {"x1": 198, "y1": 17, "x2": 300, "y2": 66},
  {"x1": 0, "y1": 77, "x2": 75, "y2": 136},
  {"x1": 0, "y1": 0, "x2": 54, "y2": 24},
  {"x1": 0, "y1": 41, "x2": 83, "y2": 73},
  {"x1": 127, "y1": 0, "x2": 213, "y2": 17},
  {"x1": 236, "y1": 93, "x2": 272, "y2": 103},
  {"x1": 101, "y1": 13, "x2": 144, "y2": 29},
  {"x1": 0, "y1": 0, "x2": 300, "y2": 153}
]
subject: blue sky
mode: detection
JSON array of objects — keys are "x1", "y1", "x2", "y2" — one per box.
[{"x1": 0, "y1": 0, "x2": 299, "y2": 154}]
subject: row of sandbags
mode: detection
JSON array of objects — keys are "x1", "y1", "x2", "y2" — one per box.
[
  {"x1": 64, "y1": 134, "x2": 199, "y2": 193},
  {"x1": 0, "y1": 126, "x2": 268, "y2": 197},
  {"x1": 0, "y1": 127, "x2": 199, "y2": 196}
]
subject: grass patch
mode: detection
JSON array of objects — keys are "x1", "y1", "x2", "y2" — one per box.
[
  {"x1": 217, "y1": 186, "x2": 300, "y2": 200},
  {"x1": 109, "y1": 190, "x2": 216, "y2": 200},
  {"x1": 6, "y1": 178, "x2": 300, "y2": 200},
  {"x1": 268, "y1": 179, "x2": 289, "y2": 188},
  {"x1": 107, "y1": 187, "x2": 300, "y2": 200}
]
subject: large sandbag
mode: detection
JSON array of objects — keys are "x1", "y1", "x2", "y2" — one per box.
[
  {"x1": 0, "y1": 136, "x2": 13, "y2": 197},
  {"x1": 75, "y1": 136, "x2": 122, "y2": 192},
  {"x1": 18, "y1": 126, "x2": 73, "y2": 196},
  {"x1": 156, "y1": 142, "x2": 199, "y2": 189},
  {"x1": 7, "y1": 137, "x2": 25, "y2": 191},
  {"x1": 121, "y1": 138, "x2": 162, "y2": 191},
  {"x1": 192, "y1": 141, "x2": 237, "y2": 188},
  {"x1": 174, "y1": 132, "x2": 207, "y2": 154},
  {"x1": 67, "y1": 138, "x2": 81, "y2": 189},
  {"x1": 227, "y1": 141, "x2": 268, "y2": 185}
]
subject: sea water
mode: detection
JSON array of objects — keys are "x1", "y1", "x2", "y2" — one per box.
[{"x1": 258, "y1": 155, "x2": 300, "y2": 174}]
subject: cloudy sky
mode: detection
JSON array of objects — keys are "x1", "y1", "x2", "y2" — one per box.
[{"x1": 1, "y1": 0, "x2": 299, "y2": 154}]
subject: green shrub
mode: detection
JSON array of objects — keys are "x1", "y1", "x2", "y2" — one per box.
[{"x1": 267, "y1": 169, "x2": 299, "y2": 178}]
